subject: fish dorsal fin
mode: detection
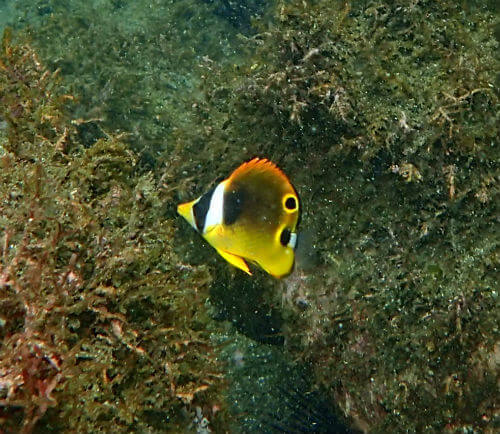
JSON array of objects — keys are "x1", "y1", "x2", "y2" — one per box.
[{"x1": 228, "y1": 158, "x2": 291, "y2": 186}]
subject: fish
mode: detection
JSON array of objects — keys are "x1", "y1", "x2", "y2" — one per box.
[{"x1": 177, "y1": 158, "x2": 300, "y2": 278}]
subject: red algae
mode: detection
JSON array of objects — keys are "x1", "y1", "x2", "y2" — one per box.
[{"x1": 0, "y1": 30, "x2": 229, "y2": 433}]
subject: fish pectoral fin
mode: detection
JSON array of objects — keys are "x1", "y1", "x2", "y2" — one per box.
[{"x1": 216, "y1": 249, "x2": 252, "y2": 275}]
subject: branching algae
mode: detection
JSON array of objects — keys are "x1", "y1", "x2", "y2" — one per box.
[
  {"x1": 1, "y1": 0, "x2": 498, "y2": 432},
  {"x1": 171, "y1": 1, "x2": 499, "y2": 432},
  {"x1": 0, "y1": 30, "x2": 228, "y2": 433}
]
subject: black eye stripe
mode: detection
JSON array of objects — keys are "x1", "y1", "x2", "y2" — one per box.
[
  {"x1": 280, "y1": 228, "x2": 291, "y2": 246},
  {"x1": 285, "y1": 196, "x2": 297, "y2": 210},
  {"x1": 193, "y1": 187, "x2": 215, "y2": 232}
]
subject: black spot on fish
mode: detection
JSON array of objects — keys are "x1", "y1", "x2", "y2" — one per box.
[
  {"x1": 193, "y1": 187, "x2": 215, "y2": 232},
  {"x1": 285, "y1": 196, "x2": 297, "y2": 210},
  {"x1": 280, "y1": 228, "x2": 291, "y2": 246},
  {"x1": 224, "y1": 187, "x2": 245, "y2": 225}
]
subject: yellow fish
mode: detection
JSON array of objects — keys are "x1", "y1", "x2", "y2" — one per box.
[{"x1": 177, "y1": 158, "x2": 300, "y2": 278}]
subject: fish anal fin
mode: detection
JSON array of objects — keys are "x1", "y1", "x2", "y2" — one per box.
[{"x1": 216, "y1": 249, "x2": 252, "y2": 275}]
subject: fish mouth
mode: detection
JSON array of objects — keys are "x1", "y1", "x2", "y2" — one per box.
[{"x1": 177, "y1": 201, "x2": 196, "y2": 229}]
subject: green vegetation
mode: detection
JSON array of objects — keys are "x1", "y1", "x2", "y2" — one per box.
[
  {"x1": 11, "y1": 0, "x2": 249, "y2": 162},
  {"x1": 1, "y1": 0, "x2": 498, "y2": 432},
  {"x1": 174, "y1": 0, "x2": 499, "y2": 431},
  {"x1": 0, "y1": 30, "x2": 227, "y2": 432}
]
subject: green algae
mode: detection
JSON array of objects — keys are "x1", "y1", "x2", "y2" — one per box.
[
  {"x1": 1, "y1": 0, "x2": 498, "y2": 432},
  {"x1": 8, "y1": 0, "x2": 249, "y2": 163},
  {"x1": 0, "y1": 30, "x2": 228, "y2": 433},
  {"x1": 170, "y1": 0, "x2": 499, "y2": 431}
]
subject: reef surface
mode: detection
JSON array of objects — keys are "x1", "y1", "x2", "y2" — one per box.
[{"x1": 1, "y1": 0, "x2": 498, "y2": 432}]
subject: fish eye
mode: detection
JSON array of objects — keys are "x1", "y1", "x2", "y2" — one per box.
[
  {"x1": 283, "y1": 194, "x2": 298, "y2": 212},
  {"x1": 280, "y1": 228, "x2": 291, "y2": 246}
]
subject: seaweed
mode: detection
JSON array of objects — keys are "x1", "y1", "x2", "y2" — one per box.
[
  {"x1": 9, "y1": 0, "x2": 247, "y2": 163},
  {"x1": 0, "y1": 30, "x2": 228, "y2": 433},
  {"x1": 2, "y1": 0, "x2": 498, "y2": 432},
  {"x1": 170, "y1": 0, "x2": 499, "y2": 431}
]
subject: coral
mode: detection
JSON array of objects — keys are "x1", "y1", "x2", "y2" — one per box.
[{"x1": 0, "y1": 30, "x2": 227, "y2": 433}]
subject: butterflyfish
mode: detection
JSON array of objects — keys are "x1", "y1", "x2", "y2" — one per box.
[{"x1": 177, "y1": 158, "x2": 300, "y2": 278}]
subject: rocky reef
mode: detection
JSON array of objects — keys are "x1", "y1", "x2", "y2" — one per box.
[
  {"x1": 0, "y1": 30, "x2": 227, "y2": 433},
  {"x1": 174, "y1": 0, "x2": 499, "y2": 431},
  {"x1": 1, "y1": 0, "x2": 498, "y2": 432}
]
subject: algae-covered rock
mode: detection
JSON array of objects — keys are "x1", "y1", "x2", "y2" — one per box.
[
  {"x1": 171, "y1": 0, "x2": 499, "y2": 432},
  {"x1": 0, "y1": 30, "x2": 228, "y2": 433},
  {"x1": 2, "y1": 0, "x2": 498, "y2": 432},
  {"x1": 9, "y1": 0, "x2": 247, "y2": 162}
]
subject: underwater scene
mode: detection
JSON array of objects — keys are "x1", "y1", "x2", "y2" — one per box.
[{"x1": 0, "y1": 0, "x2": 498, "y2": 432}]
